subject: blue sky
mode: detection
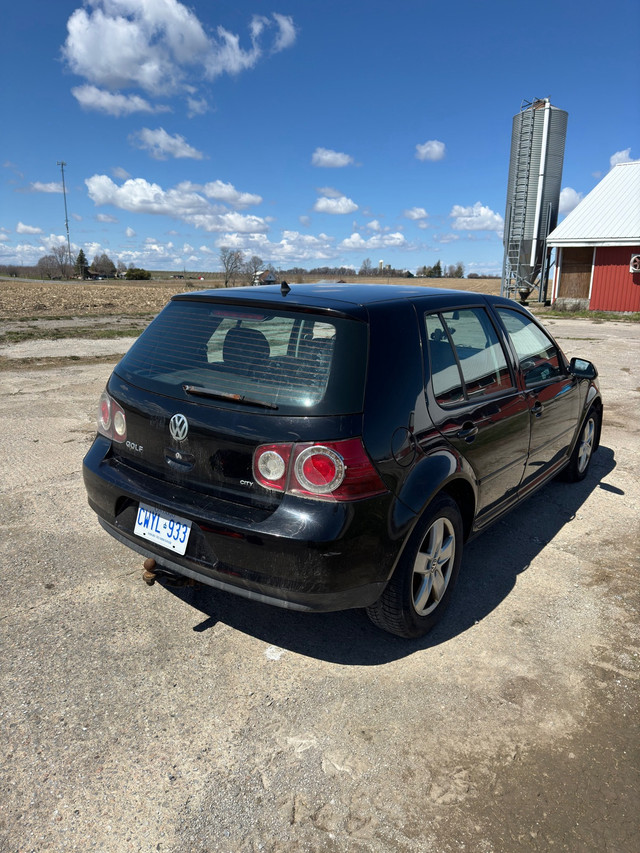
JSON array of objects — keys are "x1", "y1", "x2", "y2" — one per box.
[{"x1": 1, "y1": 0, "x2": 639, "y2": 276}]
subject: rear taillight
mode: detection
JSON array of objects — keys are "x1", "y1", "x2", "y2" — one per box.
[
  {"x1": 254, "y1": 444, "x2": 293, "y2": 492},
  {"x1": 293, "y1": 446, "x2": 345, "y2": 494},
  {"x1": 97, "y1": 390, "x2": 127, "y2": 443},
  {"x1": 253, "y1": 438, "x2": 387, "y2": 501}
]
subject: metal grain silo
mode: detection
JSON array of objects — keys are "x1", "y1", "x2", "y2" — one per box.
[{"x1": 502, "y1": 99, "x2": 568, "y2": 301}]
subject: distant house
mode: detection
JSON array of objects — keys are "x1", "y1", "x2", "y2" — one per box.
[
  {"x1": 547, "y1": 161, "x2": 640, "y2": 312},
  {"x1": 253, "y1": 270, "x2": 277, "y2": 286}
]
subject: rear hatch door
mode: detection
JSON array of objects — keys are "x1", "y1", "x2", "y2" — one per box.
[{"x1": 108, "y1": 295, "x2": 368, "y2": 511}]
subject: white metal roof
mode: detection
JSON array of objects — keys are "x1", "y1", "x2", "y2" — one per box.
[{"x1": 547, "y1": 160, "x2": 640, "y2": 247}]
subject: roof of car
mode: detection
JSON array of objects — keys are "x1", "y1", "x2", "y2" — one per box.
[{"x1": 176, "y1": 281, "x2": 506, "y2": 314}]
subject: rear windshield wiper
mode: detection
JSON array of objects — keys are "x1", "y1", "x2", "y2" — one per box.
[{"x1": 182, "y1": 384, "x2": 279, "y2": 410}]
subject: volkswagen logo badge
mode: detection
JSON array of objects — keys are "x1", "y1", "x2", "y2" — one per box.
[{"x1": 169, "y1": 413, "x2": 189, "y2": 442}]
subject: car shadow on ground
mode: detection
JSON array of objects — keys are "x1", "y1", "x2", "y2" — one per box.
[{"x1": 161, "y1": 447, "x2": 617, "y2": 665}]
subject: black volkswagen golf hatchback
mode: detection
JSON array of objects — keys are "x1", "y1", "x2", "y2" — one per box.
[{"x1": 83, "y1": 283, "x2": 602, "y2": 637}]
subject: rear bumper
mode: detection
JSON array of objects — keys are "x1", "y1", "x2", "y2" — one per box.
[
  {"x1": 99, "y1": 519, "x2": 386, "y2": 611},
  {"x1": 83, "y1": 436, "x2": 406, "y2": 612}
]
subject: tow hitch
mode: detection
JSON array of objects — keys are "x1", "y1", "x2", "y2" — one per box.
[{"x1": 142, "y1": 557, "x2": 197, "y2": 587}]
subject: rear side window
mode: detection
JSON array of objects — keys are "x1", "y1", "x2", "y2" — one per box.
[
  {"x1": 425, "y1": 308, "x2": 513, "y2": 406},
  {"x1": 115, "y1": 300, "x2": 367, "y2": 415}
]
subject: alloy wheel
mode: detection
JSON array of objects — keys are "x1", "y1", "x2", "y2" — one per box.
[{"x1": 412, "y1": 517, "x2": 456, "y2": 616}]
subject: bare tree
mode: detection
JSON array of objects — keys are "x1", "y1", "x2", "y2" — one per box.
[
  {"x1": 37, "y1": 254, "x2": 58, "y2": 280},
  {"x1": 51, "y1": 244, "x2": 72, "y2": 278},
  {"x1": 219, "y1": 246, "x2": 245, "y2": 287},
  {"x1": 359, "y1": 257, "x2": 374, "y2": 276},
  {"x1": 243, "y1": 255, "x2": 264, "y2": 285},
  {"x1": 444, "y1": 262, "x2": 465, "y2": 279}
]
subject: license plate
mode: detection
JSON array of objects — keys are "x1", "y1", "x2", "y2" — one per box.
[{"x1": 134, "y1": 502, "x2": 192, "y2": 555}]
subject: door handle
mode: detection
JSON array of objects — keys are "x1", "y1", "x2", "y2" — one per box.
[
  {"x1": 531, "y1": 401, "x2": 544, "y2": 417},
  {"x1": 457, "y1": 424, "x2": 479, "y2": 442}
]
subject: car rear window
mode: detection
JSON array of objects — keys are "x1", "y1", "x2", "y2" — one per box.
[{"x1": 115, "y1": 299, "x2": 368, "y2": 415}]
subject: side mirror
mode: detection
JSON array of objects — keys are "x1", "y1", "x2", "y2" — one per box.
[{"x1": 570, "y1": 357, "x2": 598, "y2": 379}]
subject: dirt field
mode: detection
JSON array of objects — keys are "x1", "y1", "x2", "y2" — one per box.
[
  {"x1": 0, "y1": 280, "x2": 638, "y2": 852},
  {"x1": 0, "y1": 276, "x2": 500, "y2": 321}
]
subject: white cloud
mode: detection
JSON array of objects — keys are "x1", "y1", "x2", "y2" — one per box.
[
  {"x1": 339, "y1": 232, "x2": 407, "y2": 251},
  {"x1": 610, "y1": 148, "x2": 634, "y2": 167},
  {"x1": 116, "y1": 244, "x2": 177, "y2": 266},
  {"x1": 299, "y1": 215, "x2": 311, "y2": 227},
  {"x1": 63, "y1": 0, "x2": 210, "y2": 93},
  {"x1": 96, "y1": 213, "x2": 118, "y2": 223},
  {"x1": 3, "y1": 162, "x2": 24, "y2": 179},
  {"x1": 113, "y1": 167, "x2": 131, "y2": 180},
  {"x1": 311, "y1": 148, "x2": 355, "y2": 168},
  {"x1": 187, "y1": 96, "x2": 209, "y2": 117},
  {"x1": 559, "y1": 187, "x2": 583, "y2": 215},
  {"x1": 313, "y1": 195, "x2": 358, "y2": 215},
  {"x1": 84, "y1": 242, "x2": 105, "y2": 260},
  {"x1": 404, "y1": 207, "x2": 428, "y2": 220},
  {"x1": 0, "y1": 233, "x2": 9, "y2": 242},
  {"x1": 63, "y1": 2, "x2": 297, "y2": 106},
  {"x1": 125, "y1": 226, "x2": 136, "y2": 237},
  {"x1": 71, "y1": 85, "x2": 169, "y2": 116},
  {"x1": 316, "y1": 186, "x2": 344, "y2": 199},
  {"x1": 204, "y1": 212, "x2": 268, "y2": 233},
  {"x1": 72, "y1": 213, "x2": 83, "y2": 221},
  {"x1": 450, "y1": 202, "x2": 503, "y2": 232},
  {"x1": 29, "y1": 182, "x2": 63, "y2": 194},
  {"x1": 366, "y1": 220, "x2": 382, "y2": 232},
  {"x1": 214, "y1": 230, "x2": 336, "y2": 264},
  {"x1": 85, "y1": 174, "x2": 269, "y2": 234},
  {"x1": 210, "y1": 226, "x2": 409, "y2": 266},
  {"x1": 129, "y1": 127, "x2": 204, "y2": 160},
  {"x1": 45, "y1": 233, "x2": 71, "y2": 249},
  {"x1": 271, "y1": 13, "x2": 296, "y2": 51},
  {"x1": 16, "y1": 222, "x2": 43, "y2": 235},
  {"x1": 201, "y1": 180, "x2": 262, "y2": 208},
  {"x1": 415, "y1": 140, "x2": 445, "y2": 162}
]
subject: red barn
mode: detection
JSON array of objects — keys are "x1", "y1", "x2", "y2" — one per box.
[{"x1": 548, "y1": 161, "x2": 640, "y2": 312}]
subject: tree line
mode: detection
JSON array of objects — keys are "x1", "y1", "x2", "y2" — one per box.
[
  {"x1": 1, "y1": 247, "x2": 479, "y2": 285},
  {"x1": 218, "y1": 250, "x2": 466, "y2": 286},
  {"x1": 415, "y1": 260, "x2": 465, "y2": 278},
  {"x1": 28, "y1": 248, "x2": 151, "y2": 281}
]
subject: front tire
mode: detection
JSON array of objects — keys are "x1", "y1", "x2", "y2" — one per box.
[
  {"x1": 366, "y1": 494, "x2": 463, "y2": 638},
  {"x1": 563, "y1": 406, "x2": 599, "y2": 482}
]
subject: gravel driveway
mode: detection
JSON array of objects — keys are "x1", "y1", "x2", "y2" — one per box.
[{"x1": 1, "y1": 317, "x2": 638, "y2": 852}]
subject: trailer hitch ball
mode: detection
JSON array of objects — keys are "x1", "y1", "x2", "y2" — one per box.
[{"x1": 142, "y1": 557, "x2": 157, "y2": 585}]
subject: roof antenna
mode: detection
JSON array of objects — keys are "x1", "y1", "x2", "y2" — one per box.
[{"x1": 280, "y1": 280, "x2": 290, "y2": 296}]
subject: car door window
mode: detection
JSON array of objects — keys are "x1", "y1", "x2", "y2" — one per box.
[
  {"x1": 496, "y1": 308, "x2": 565, "y2": 386},
  {"x1": 425, "y1": 308, "x2": 513, "y2": 406}
]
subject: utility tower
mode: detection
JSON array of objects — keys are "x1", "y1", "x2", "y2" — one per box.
[{"x1": 57, "y1": 160, "x2": 73, "y2": 270}]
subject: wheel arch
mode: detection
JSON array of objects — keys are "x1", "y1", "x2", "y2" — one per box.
[
  {"x1": 589, "y1": 395, "x2": 603, "y2": 451},
  {"x1": 440, "y1": 478, "x2": 476, "y2": 542},
  {"x1": 390, "y1": 471, "x2": 476, "y2": 578}
]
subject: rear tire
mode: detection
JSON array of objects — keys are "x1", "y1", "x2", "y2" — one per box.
[
  {"x1": 562, "y1": 406, "x2": 599, "y2": 482},
  {"x1": 366, "y1": 494, "x2": 463, "y2": 638}
]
